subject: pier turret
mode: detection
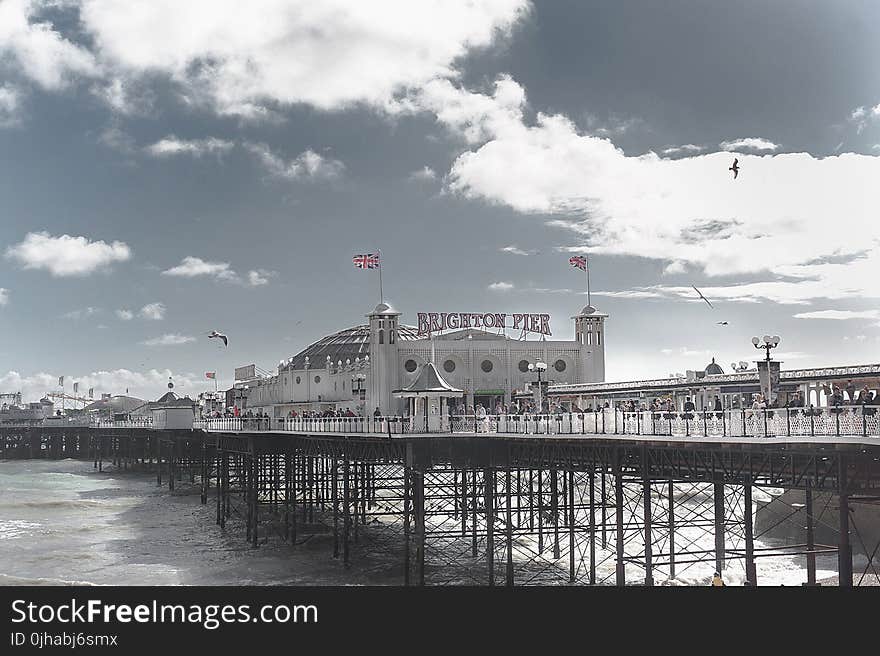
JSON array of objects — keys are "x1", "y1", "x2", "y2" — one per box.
[
  {"x1": 368, "y1": 302, "x2": 402, "y2": 414},
  {"x1": 573, "y1": 304, "x2": 608, "y2": 382}
]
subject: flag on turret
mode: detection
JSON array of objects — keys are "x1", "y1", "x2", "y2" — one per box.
[
  {"x1": 569, "y1": 255, "x2": 587, "y2": 271},
  {"x1": 353, "y1": 253, "x2": 380, "y2": 269},
  {"x1": 205, "y1": 372, "x2": 216, "y2": 380}
]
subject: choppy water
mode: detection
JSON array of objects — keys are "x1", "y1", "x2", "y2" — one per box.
[
  {"x1": 0, "y1": 460, "x2": 860, "y2": 586},
  {"x1": 0, "y1": 460, "x2": 400, "y2": 586}
]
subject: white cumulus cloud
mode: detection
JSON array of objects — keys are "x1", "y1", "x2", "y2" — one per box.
[
  {"x1": 141, "y1": 334, "x2": 195, "y2": 346},
  {"x1": 5, "y1": 232, "x2": 131, "y2": 276},
  {"x1": 244, "y1": 143, "x2": 344, "y2": 180},
  {"x1": 162, "y1": 256, "x2": 238, "y2": 282},
  {"x1": 0, "y1": 288, "x2": 8, "y2": 306},
  {"x1": 408, "y1": 166, "x2": 437, "y2": 181},
  {"x1": 115, "y1": 309, "x2": 133, "y2": 320},
  {"x1": 0, "y1": 84, "x2": 22, "y2": 127},
  {"x1": 139, "y1": 302, "x2": 166, "y2": 320},
  {"x1": 425, "y1": 76, "x2": 880, "y2": 304},
  {"x1": 488, "y1": 281, "x2": 514, "y2": 291},
  {"x1": 792, "y1": 310, "x2": 880, "y2": 321},
  {"x1": 145, "y1": 136, "x2": 234, "y2": 158},
  {"x1": 0, "y1": 0, "x2": 100, "y2": 90},
  {"x1": 718, "y1": 137, "x2": 780, "y2": 152}
]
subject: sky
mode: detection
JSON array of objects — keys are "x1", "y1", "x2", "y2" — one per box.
[{"x1": 1, "y1": 0, "x2": 879, "y2": 402}]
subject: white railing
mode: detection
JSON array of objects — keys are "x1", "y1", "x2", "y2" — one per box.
[
  {"x1": 91, "y1": 417, "x2": 154, "y2": 429},
  {"x1": 195, "y1": 407, "x2": 880, "y2": 438}
]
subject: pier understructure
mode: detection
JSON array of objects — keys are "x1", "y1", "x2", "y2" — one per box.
[{"x1": 2, "y1": 421, "x2": 879, "y2": 586}]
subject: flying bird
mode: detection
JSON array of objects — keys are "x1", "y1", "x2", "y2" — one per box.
[
  {"x1": 729, "y1": 158, "x2": 739, "y2": 179},
  {"x1": 208, "y1": 330, "x2": 228, "y2": 347},
  {"x1": 692, "y1": 285, "x2": 714, "y2": 309},
  {"x1": 717, "y1": 321, "x2": 729, "y2": 326}
]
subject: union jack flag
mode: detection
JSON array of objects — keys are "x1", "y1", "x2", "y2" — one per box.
[
  {"x1": 569, "y1": 255, "x2": 587, "y2": 271},
  {"x1": 205, "y1": 372, "x2": 216, "y2": 380},
  {"x1": 353, "y1": 253, "x2": 380, "y2": 269}
]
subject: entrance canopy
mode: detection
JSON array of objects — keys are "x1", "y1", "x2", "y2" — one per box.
[{"x1": 393, "y1": 362, "x2": 463, "y2": 399}]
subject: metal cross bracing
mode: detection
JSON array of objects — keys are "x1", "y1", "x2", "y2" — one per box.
[{"x1": 3, "y1": 426, "x2": 880, "y2": 586}]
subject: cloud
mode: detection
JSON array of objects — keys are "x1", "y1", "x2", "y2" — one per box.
[
  {"x1": 425, "y1": 76, "x2": 880, "y2": 304},
  {"x1": 162, "y1": 256, "x2": 238, "y2": 282},
  {"x1": 5, "y1": 232, "x2": 131, "y2": 276},
  {"x1": 659, "y1": 347, "x2": 714, "y2": 359},
  {"x1": 662, "y1": 144, "x2": 703, "y2": 156},
  {"x1": 62, "y1": 306, "x2": 100, "y2": 320},
  {"x1": 848, "y1": 104, "x2": 880, "y2": 133},
  {"x1": 141, "y1": 334, "x2": 196, "y2": 346},
  {"x1": 408, "y1": 166, "x2": 437, "y2": 181},
  {"x1": 97, "y1": 122, "x2": 136, "y2": 154},
  {"x1": 499, "y1": 245, "x2": 529, "y2": 256},
  {"x1": 247, "y1": 269, "x2": 273, "y2": 286},
  {"x1": 0, "y1": 84, "x2": 22, "y2": 127},
  {"x1": 145, "y1": 135, "x2": 234, "y2": 158},
  {"x1": 1, "y1": 1, "x2": 527, "y2": 117},
  {"x1": 0, "y1": 368, "x2": 204, "y2": 403},
  {"x1": 162, "y1": 256, "x2": 272, "y2": 286},
  {"x1": 718, "y1": 137, "x2": 780, "y2": 152},
  {"x1": 115, "y1": 309, "x2": 133, "y2": 320},
  {"x1": 0, "y1": 0, "x2": 100, "y2": 90},
  {"x1": 0, "y1": 288, "x2": 8, "y2": 306},
  {"x1": 662, "y1": 260, "x2": 687, "y2": 275},
  {"x1": 139, "y1": 302, "x2": 166, "y2": 320},
  {"x1": 488, "y1": 281, "x2": 514, "y2": 291},
  {"x1": 244, "y1": 143, "x2": 344, "y2": 180},
  {"x1": 792, "y1": 309, "x2": 880, "y2": 321}
]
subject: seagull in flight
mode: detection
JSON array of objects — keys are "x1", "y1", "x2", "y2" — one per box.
[
  {"x1": 717, "y1": 321, "x2": 729, "y2": 326},
  {"x1": 729, "y1": 158, "x2": 739, "y2": 179},
  {"x1": 208, "y1": 330, "x2": 228, "y2": 347},
  {"x1": 692, "y1": 285, "x2": 714, "y2": 309}
]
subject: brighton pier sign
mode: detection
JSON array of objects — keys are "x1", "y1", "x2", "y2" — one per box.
[{"x1": 417, "y1": 312, "x2": 551, "y2": 336}]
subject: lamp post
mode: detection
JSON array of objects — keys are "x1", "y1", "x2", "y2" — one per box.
[
  {"x1": 752, "y1": 335, "x2": 780, "y2": 404},
  {"x1": 304, "y1": 356, "x2": 311, "y2": 409},
  {"x1": 527, "y1": 360, "x2": 547, "y2": 412},
  {"x1": 731, "y1": 361, "x2": 750, "y2": 373},
  {"x1": 752, "y1": 335, "x2": 780, "y2": 362}
]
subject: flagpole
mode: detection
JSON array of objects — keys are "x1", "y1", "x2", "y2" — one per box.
[
  {"x1": 586, "y1": 255, "x2": 591, "y2": 307},
  {"x1": 378, "y1": 248, "x2": 384, "y2": 304}
]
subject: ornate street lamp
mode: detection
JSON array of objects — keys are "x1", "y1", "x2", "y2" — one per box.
[
  {"x1": 527, "y1": 360, "x2": 548, "y2": 412},
  {"x1": 751, "y1": 335, "x2": 780, "y2": 362}
]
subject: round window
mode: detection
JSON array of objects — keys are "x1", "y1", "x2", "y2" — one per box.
[
  {"x1": 481, "y1": 360, "x2": 493, "y2": 373},
  {"x1": 554, "y1": 359, "x2": 567, "y2": 372},
  {"x1": 518, "y1": 359, "x2": 530, "y2": 373},
  {"x1": 443, "y1": 359, "x2": 456, "y2": 373},
  {"x1": 295, "y1": 376, "x2": 301, "y2": 384},
  {"x1": 314, "y1": 375, "x2": 321, "y2": 384},
  {"x1": 404, "y1": 359, "x2": 418, "y2": 373}
]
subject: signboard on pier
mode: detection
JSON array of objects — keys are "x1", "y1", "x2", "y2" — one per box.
[{"x1": 417, "y1": 312, "x2": 551, "y2": 336}]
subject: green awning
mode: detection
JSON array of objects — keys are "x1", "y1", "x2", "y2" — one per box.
[{"x1": 474, "y1": 389, "x2": 505, "y2": 395}]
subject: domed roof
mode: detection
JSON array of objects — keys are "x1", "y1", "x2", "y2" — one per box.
[
  {"x1": 369, "y1": 302, "x2": 399, "y2": 316},
  {"x1": 83, "y1": 395, "x2": 145, "y2": 414},
  {"x1": 579, "y1": 305, "x2": 597, "y2": 315},
  {"x1": 286, "y1": 324, "x2": 420, "y2": 370},
  {"x1": 705, "y1": 358, "x2": 724, "y2": 375}
]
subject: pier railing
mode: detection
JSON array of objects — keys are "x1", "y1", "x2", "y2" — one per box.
[
  {"x1": 195, "y1": 406, "x2": 880, "y2": 438},
  {"x1": 91, "y1": 418, "x2": 154, "y2": 429}
]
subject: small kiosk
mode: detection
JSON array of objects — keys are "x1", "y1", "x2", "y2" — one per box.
[{"x1": 393, "y1": 361, "x2": 463, "y2": 432}]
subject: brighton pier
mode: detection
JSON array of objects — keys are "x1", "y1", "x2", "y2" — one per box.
[{"x1": 3, "y1": 301, "x2": 880, "y2": 586}]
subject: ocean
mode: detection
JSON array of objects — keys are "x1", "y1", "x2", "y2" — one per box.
[{"x1": 0, "y1": 459, "x2": 855, "y2": 586}]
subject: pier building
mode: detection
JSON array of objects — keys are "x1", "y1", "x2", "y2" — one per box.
[{"x1": 239, "y1": 301, "x2": 608, "y2": 417}]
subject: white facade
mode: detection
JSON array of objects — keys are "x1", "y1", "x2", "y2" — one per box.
[{"x1": 243, "y1": 301, "x2": 608, "y2": 417}]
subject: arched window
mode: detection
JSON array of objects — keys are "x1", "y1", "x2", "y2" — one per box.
[
  {"x1": 390, "y1": 330, "x2": 396, "y2": 344},
  {"x1": 379, "y1": 329, "x2": 384, "y2": 344}
]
